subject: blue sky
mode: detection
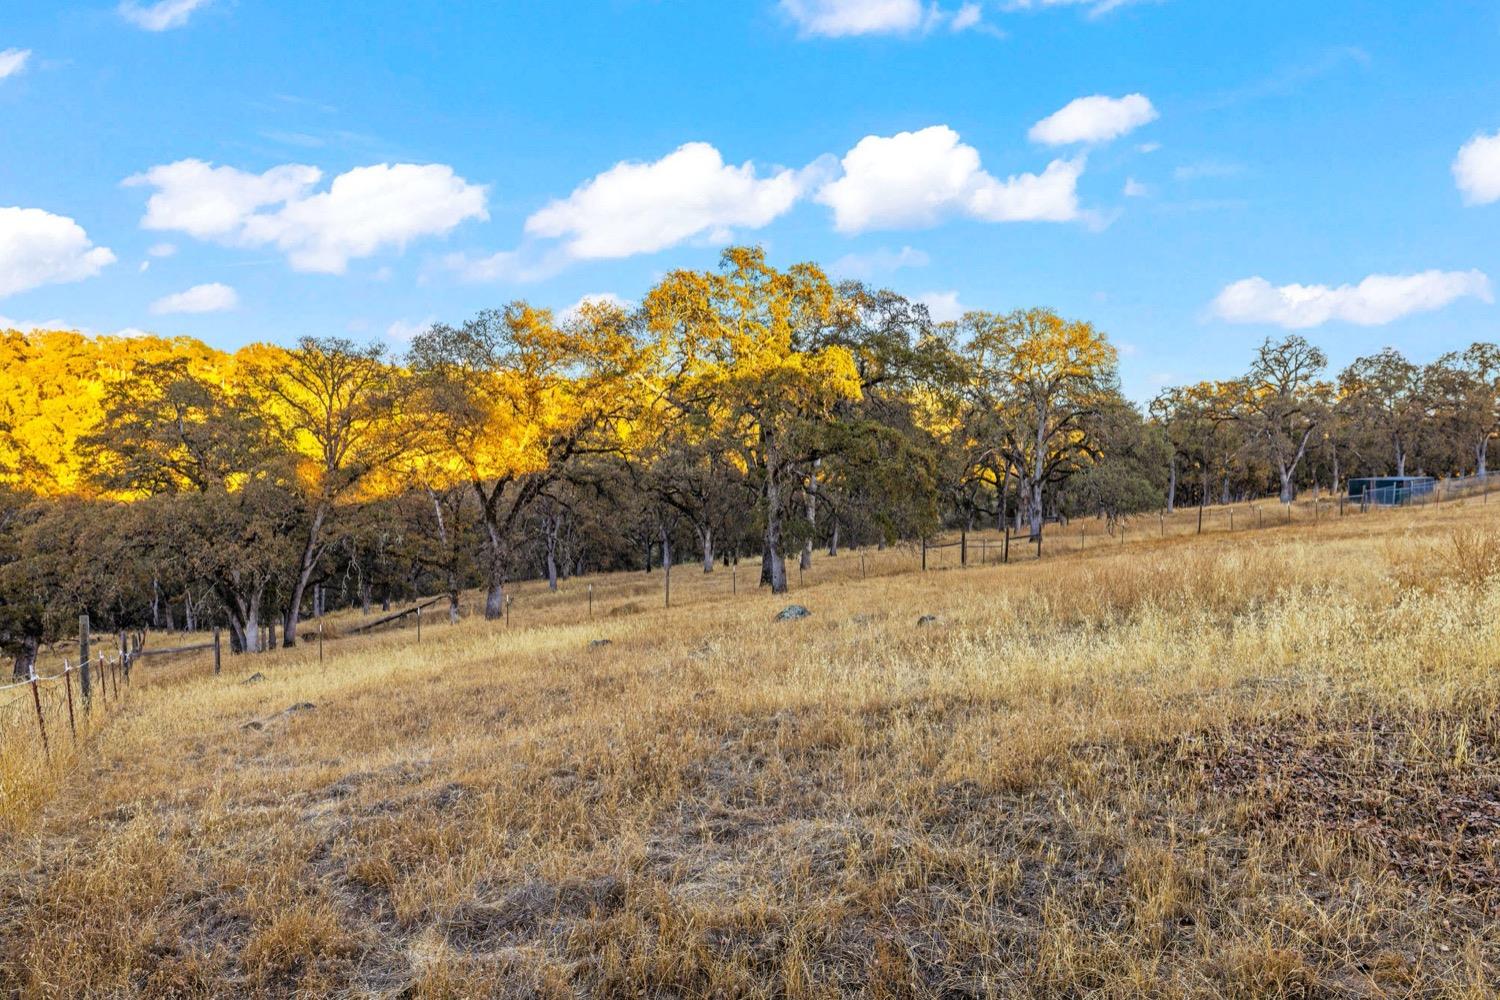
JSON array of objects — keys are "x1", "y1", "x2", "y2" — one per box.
[{"x1": 2, "y1": 0, "x2": 1498, "y2": 400}]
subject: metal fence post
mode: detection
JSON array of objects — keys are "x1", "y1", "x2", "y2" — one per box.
[
  {"x1": 63, "y1": 660, "x2": 76, "y2": 738},
  {"x1": 29, "y1": 674, "x2": 49, "y2": 758}
]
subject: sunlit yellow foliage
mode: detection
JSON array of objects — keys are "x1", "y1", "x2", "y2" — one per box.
[{"x1": 0, "y1": 328, "x2": 230, "y2": 496}]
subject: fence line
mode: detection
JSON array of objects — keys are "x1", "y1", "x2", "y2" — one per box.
[{"x1": 8, "y1": 471, "x2": 1497, "y2": 782}]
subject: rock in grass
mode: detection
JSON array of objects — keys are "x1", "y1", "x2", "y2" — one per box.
[
  {"x1": 589, "y1": 639, "x2": 612, "y2": 649},
  {"x1": 917, "y1": 614, "x2": 943, "y2": 627},
  {"x1": 775, "y1": 605, "x2": 812, "y2": 622},
  {"x1": 241, "y1": 672, "x2": 266, "y2": 685}
]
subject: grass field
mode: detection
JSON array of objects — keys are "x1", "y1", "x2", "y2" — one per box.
[{"x1": 2, "y1": 496, "x2": 1499, "y2": 997}]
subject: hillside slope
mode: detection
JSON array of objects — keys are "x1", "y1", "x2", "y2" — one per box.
[{"x1": 3, "y1": 501, "x2": 1499, "y2": 997}]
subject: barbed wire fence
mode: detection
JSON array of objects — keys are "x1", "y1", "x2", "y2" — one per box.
[{"x1": 5, "y1": 473, "x2": 1495, "y2": 775}]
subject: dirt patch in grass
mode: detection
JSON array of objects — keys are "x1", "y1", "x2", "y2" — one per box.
[{"x1": 1187, "y1": 711, "x2": 1500, "y2": 909}]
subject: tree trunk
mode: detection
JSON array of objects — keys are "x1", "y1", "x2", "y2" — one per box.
[
  {"x1": 481, "y1": 514, "x2": 508, "y2": 620},
  {"x1": 762, "y1": 474, "x2": 788, "y2": 593},
  {"x1": 1476, "y1": 438, "x2": 1489, "y2": 479},
  {"x1": 1166, "y1": 456, "x2": 1177, "y2": 513},
  {"x1": 699, "y1": 525, "x2": 714, "y2": 573},
  {"x1": 229, "y1": 589, "x2": 263, "y2": 654},
  {"x1": 827, "y1": 520, "x2": 839, "y2": 557},
  {"x1": 800, "y1": 461, "x2": 818, "y2": 571},
  {"x1": 1026, "y1": 478, "x2": 1043, "y2": 542},
  {"x1": 283, "y1": 503, "x2": 329, "y2": 648},
  {"x1": 10, "y1": 634, "x2": 37, "y2": 681}
]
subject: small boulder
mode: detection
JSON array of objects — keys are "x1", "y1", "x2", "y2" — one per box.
[
  {"x1": 917, "y1": 615, "x2": 943, "y2": 627},
  {"x1": 775, "y1": 605, "x2": 812, "y2": 622},
  {"x1": 589, "y1": 639, "x2": 612, "y2": 648},
  {"x1": 240, "y1": 672, "x2": 266, "y2": 685}
]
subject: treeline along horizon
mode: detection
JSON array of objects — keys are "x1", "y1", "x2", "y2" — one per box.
[{"x1": 3, "y1": 246, "x2": 1498, "y2": 674}]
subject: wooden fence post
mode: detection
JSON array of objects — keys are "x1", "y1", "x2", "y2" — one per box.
[
  {"x1": 588, "y1": 583, "x2": 594, "y2": 616},
  {"x1": 921, "y1": 537, "x2": 927, "y2": 572},
  {"x1": 960, "y1": 528, "x2": 968, "y2": 567},
  {"x1": 79, "y1": 615, "x2": 92, "y2": 706},
  {"x1": 213, "y1": 628, "x2": 222, "y2": 675},
  {"x1": 316, "y1": 623, "x2": 323, "y2": 665},
  {"x1": 416, "y1": 605, "x2": 422, "y2": 643},
  {"x1": 1003, "y1": 527, "x2": 1010, "y2": 564}
]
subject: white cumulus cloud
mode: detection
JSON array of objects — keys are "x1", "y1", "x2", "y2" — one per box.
[
  {"x1": 817, "y1": 125, "x2": 1083, "y2": 233},
  {"x1": 779, "y1": 0, "x2": 985, "y2": 36},
  {"x1": 917, "y1": 290, "x2": 965, "y2": 322},
  {"x1": 150, "y1": 282, "x2": 238, "y2": 314},
  {"x1": 385, "y1": 317, "x2": 436, "y2": 344},
  {"x1": 126, "y1": 159, "x2": 488, "y2": 274},
  {"x1": 1211, "y1": 270, "x2": 1493, "y2": 329},
  {"x1": 119, "y1": 0, "x2": 211, "y2": 31},
  {"x1": 524, "y1": 142, "x2": 811, "y2": 260},
  {"x1": 0, "y1": 48, "x2": 31, "y2": 80},
  {"x1": 0, "y1": 207, "x2": 116, "y2": 298},
  {"x1": 1030, "y1": 93, "x2": 1157, "y2": 146},
  {"x1": 780, "y1": 0, "x2": 921, "y2": 36},
  {"x1": 1454, "y1": 129, "x2": 1500, "y2": 206},
  {"x1": 557, "y1": 292, "x2": 631, "y2": 326}
]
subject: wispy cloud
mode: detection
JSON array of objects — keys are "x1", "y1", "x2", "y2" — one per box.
[
  {"x1": 0, "y1": 48, "x2": 31, "y2": 80},
  {"x1": 831, "y1": 245, "x2": 931, "y2": 279},
  {"x1": 1198, "y1": 45, "x2": 1371, "y2": 111},
  {"x1": 1211, "y1": 270, "x2": 1492, "y2": 329},
  {"x1": 150, "y1": 282, "x2": 238, "y2": 314},
  {"x1": 1173, "y1": 160, "x2": 1244, "y2": 182},
  {"x1": 779, "y1": 0, "x2": 991, "y2": 38}
]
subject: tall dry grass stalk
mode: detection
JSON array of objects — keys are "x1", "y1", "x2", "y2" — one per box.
[{"x1": 2, "y1": 498, "x2": 1499, "y2": 997}]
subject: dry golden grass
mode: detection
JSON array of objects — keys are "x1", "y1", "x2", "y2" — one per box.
[{"x1": 3, "y1": 496, "x2": 1500, "y2": 997}]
